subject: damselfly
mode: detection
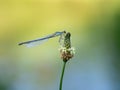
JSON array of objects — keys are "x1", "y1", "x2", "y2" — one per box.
[{"x1": 18, "y1": 31, "x2": 71, "y2": 48}]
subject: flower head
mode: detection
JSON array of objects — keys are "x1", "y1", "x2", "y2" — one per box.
[{"x1": 59, "y1": 46, "x2": 75, "y2": 62}]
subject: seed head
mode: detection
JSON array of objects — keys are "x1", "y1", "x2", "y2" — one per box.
[{"x1": 59, "y1": 46, "x2": 75, "y2": 62}]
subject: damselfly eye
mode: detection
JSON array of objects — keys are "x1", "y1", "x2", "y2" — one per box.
[{"x1": 63, "y1": 30, "x2": 66, "y2": 34}]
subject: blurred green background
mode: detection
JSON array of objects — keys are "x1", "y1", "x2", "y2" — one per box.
[{"x1": 0, "y1": 0, "x2": 120, "y2": 90}]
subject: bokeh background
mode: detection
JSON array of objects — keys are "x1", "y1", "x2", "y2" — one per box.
[{"x1": 0, "y1": 0, "x2": 120, "y2": 90}]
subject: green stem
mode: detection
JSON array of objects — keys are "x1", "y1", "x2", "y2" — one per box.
[{"x1": 59, "y1": 61, "x2": 67, "y2": 90}]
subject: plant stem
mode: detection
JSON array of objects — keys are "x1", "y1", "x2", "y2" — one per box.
[{"x1": 59, "y1": 61, "x2": 67, "y2": 90}]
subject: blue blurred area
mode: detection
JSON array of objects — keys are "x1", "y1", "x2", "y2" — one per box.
[{"x1": 0, "y1": 0, "x2": 120, "y2": 90}]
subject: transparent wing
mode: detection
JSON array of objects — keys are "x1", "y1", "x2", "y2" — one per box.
[
  {"x1": 18, "y1": 31, "x2": 66, "y2": 47},
  {"x1": 23, "y1": 38, "x2": 49, "y2": 47},
  {"x1": 59, "y1": 32, "x2": 66, "y2": 46}
]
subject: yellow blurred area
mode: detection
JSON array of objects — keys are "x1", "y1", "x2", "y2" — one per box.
[
  {"x1": 0, "y1": 0, "x2": 119, "y2": 37},
  {"x1": 0, "y1": 0, "x2": 119, "y2": 56},
  {"x1": 0, "y1": 0, "x2": 119, "y2": 53}
]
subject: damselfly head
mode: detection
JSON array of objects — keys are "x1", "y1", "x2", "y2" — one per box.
[{"x1": 63, "y1": 30, "x2": 66, "y2": 33}]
